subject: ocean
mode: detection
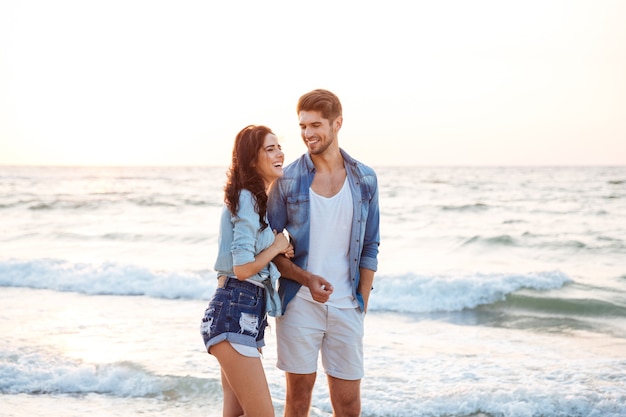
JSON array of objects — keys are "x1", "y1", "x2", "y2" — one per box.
[{"x1": 1, "y1": 165, "x2": 625, "y2": 417}]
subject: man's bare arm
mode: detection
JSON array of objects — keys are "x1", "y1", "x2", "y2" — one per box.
[
  {"x1": 358, "y1": 268, "x2": 375, "y2": 313},
  {"x1": 273, "y1": 255, "x2": 333, "y2": 303}
]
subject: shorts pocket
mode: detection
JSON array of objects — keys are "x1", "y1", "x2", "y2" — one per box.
[
  {"x1": 234, "y1": 290, "x2": 259, "y2": 308},
  {"x1": 200, "y1": 301, "x2": 223, "y2": 337},
  {"x1": 229, "y1": 288, "x2": 265, "y2": 338}
]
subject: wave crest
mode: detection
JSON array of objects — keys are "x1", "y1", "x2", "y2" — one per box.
[
  {"x1": 0, "y1": 258, "x2": 573, "y2": 314},
  {"x1": 369, "y1": 270, "x2": 572, "y2": 313}
]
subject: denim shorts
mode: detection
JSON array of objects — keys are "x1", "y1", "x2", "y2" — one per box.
[{"x1": 200, "y1": 277, "x2": 268, "y2": 354}]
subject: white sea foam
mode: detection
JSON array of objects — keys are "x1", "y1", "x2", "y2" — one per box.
[
  {"x1": 0, "y1": 258, "x2": 215, "y2": 300},
  {"x1": 0, "y1": 347, "x2": 212, "y2": 398},
  {"x1": 370, "y1": 270, "x2": 572, "y2": 313},
  {"x1": 0, "y1": 257, "x2": 571, "y2": 313},
  {"x1": 2, "y1": 310, "x2": 625, "y2": 417}
]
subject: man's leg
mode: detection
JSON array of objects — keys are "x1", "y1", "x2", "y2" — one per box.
[
  {"x1": 284, "y1": 372, "x2": 317, "y2": 417},
  {"x1": 277, "y1": 297, "x2": 326, "y2": 416},
  {"x1": 322, "y1": 306, "x2": 364, "y2": 417},
  {"x1": 327, "y1": 376, "x2": 361, "y2": 417}
]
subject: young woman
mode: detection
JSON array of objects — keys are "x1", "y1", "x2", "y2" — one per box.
[{"x1": 200, "y1": 125, "x2": 292, "y2": 417}]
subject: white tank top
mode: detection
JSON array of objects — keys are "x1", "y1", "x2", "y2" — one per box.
[{"x1": 297, "y1": 178, "x2": 356, "y2": 308}]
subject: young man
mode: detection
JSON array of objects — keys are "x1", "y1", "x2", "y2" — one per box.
[{"x1": 268, "y1": 89, "x2": 380, "y2": 417}]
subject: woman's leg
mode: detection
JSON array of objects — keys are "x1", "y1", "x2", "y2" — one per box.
[
  {"x1": 221, "y1": 369, "x2": 244, "y2": 417},
  {"x1": 212, "y1": 341, "x2": 274, "y2": 417}
]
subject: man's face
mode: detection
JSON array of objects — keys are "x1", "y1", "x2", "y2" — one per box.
[{"x1": 298, "y1": 110, "x2": 342, "y2": 155}]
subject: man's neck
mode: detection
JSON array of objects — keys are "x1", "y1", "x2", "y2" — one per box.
[{"x1": 311, "y1": 147, "x2": 343, "y2": 173}]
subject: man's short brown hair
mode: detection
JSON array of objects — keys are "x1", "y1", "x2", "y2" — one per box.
[{"x1": 296, "y1": 89, "x2": 342, "y2": 122}]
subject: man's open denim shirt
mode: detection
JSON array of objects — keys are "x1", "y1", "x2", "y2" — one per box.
[{"x1": 268, "y1": 148, "x2": 380, "y2": 313}]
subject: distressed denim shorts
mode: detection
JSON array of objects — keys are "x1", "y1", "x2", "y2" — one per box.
[{"x1": 200, "y1": 277, "x2": 268, "y2": 355}]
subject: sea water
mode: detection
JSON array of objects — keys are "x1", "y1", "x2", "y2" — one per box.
[{"x1": 1, "y1": 165, "x2": 625, "y2": 417}]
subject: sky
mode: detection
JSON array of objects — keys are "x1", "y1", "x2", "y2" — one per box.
[{"x1": 0, "y1": 0, "x2": 625, "y2": 167}]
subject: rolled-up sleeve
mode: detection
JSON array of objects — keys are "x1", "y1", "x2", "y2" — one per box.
[
  {"x1": 360, "y1": 173, "x2": 380, "y2": 272},
  {"x1": 231, "y1": 191, "x2": 259, "y2": 266}
]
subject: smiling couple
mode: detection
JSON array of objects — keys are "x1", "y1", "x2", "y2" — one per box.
[{"x1": 200, "y1": 88, "x2": 380, "y2": 417}]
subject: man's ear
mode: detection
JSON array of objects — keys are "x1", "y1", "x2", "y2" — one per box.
[{"x1": 334, "y1": 115, "x2": 343, "y2": 131}]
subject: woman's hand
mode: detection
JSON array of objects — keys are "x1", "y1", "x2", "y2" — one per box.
[
  {"x1": 283, "y1": 243, "x2": 294, "y2": 258},
  {"x1": 272, "y1": 230, "x2": 290, "y2": 252},
  {"x1": 272, "y1": 230, "x2": 294, "y2": 258}
]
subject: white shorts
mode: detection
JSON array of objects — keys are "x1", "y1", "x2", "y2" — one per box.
[{"x1": 276, "y1": 295, "x2": 364, "y2": 380}]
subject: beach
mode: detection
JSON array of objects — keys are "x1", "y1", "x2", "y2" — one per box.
[{"x1": 1, "y1": 165, "x2": 625, "y2": 416}]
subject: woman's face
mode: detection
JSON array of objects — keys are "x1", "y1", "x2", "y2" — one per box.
[{"x1": 256, "y1": 133, "x2": 284, "y2": 187}]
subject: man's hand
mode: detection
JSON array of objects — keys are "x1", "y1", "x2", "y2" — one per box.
[{"x1": 307, "y1": 274, "x2": 333, "y2": 303}]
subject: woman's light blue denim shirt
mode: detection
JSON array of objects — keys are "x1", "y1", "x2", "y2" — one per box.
[
  {"x1": 267, "y1": 148, "x2": 380, "y2": 313},
  {"x1": 214, "y1": 189, "x2": 282, "y2": 317}
]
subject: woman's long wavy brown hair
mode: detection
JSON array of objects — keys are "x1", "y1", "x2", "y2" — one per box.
[{"x1": 224, "y1": 125, "x2": 273, "y2": 230}]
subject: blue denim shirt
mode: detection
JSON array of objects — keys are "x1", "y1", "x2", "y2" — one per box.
[
  {"x1": 214, "y1": 189, "x2": 282, "y2": 317},
  {"x1": 267, "y1": 149, "x2": 380, "y2": 313}
]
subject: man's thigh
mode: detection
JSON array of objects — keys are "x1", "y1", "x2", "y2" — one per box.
[
  {"x1": 322, "y1": 306, "x2": 364, "y2": 380},
  {"x1": 276, "y1": 296, "x2": 326, "y2": 374}
]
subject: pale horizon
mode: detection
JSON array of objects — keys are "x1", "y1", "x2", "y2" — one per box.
[{"x1": 1, "y1": 0, "x2": 625, "y2": 167}]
